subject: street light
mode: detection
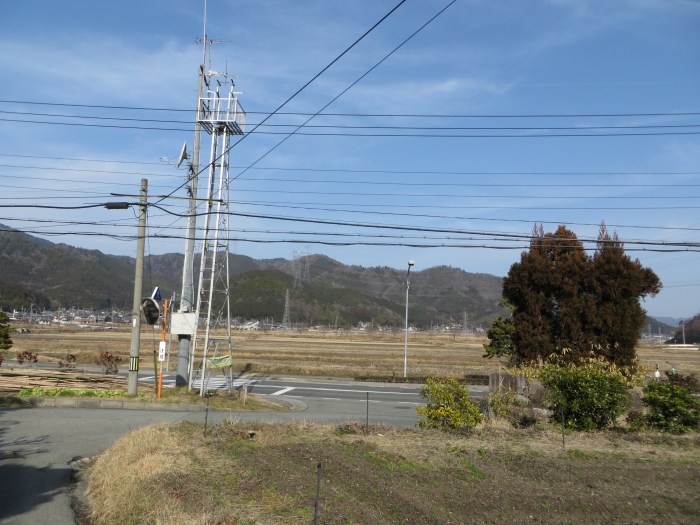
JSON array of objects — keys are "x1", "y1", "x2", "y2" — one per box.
[{"x1": 404, "y1": 260, "x2": 415, "y2": 378}]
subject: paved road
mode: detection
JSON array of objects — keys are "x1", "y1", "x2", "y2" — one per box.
[
  {"x1": 0, "y1": 375, "x2": 488, "y2": 524},
  {"x1": 152, "y1": 373, "x2": 431, "y2": 403}
]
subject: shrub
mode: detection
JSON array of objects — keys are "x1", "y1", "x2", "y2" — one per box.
[
  {"x1": 481, "y1": 387, "x2": 521, "y2": 419},
  {"x1": 416, "y1": 378, "x2": 482, "y2": 432},
  {"x1": 98, "y1": 352, "x2": 121, "y2": 375},
  {"x1": 58, "y1": 353, "x2": 77, "y2": 369},
  {"x1": 539, "y1": 358, "x2": 630, "y2": 431},
  {"x1": 665, "y1": 371, "x2": 700, "y2": 394},
  {"x1": 16, "y1": 351, "x2": 38, "y2": 366},
  {"x1": 641, "y1": 380, "x2": 700, "y2": 434}
]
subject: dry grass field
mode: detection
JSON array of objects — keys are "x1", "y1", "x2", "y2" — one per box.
[
  {"x1": 7, "y1": 324, "x2": 699, "y2": 379},
  {"x1": 85, "y1": 420, "x2": 700, "y2": 525}
]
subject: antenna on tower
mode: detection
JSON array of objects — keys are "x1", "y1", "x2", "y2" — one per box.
[{"x1": 176, "y1": 141, "x2": 189, "y2": 168}]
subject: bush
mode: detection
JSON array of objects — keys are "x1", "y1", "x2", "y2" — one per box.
[
  {"x1": 481, "y1": 387, "x2": 521, "y2": 419},
  {"x1": 665, "y1": 371, "x2": 700, "y2": 394},
  {"x1": 641, "y1": 380, "x2": 700, "y2": 434},
  {"x1": 58, "y1": 353, "x2": 77, "y2": 369},
  {"x1": 416, "y1": 378, "x2": 482, "y2": 432},
  {"x1": 98, "y1": 352, "x2": 121, "y2": 375},
  {"x1": 539, "y1": 359, "x2": 630, "y2": 431},
  {"x1": 16, "y1": 351, "x2": 38, "y2": 366}
]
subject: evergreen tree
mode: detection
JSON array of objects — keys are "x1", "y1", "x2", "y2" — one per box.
[
  {"x1": 493, "y1": 224, "x2": 660, "y2": 365},
  {"x1": 590, "y1": 223, "x2": 661, "y2": 365},
  {"x1": 0, "y1": 312, "x2": 13, "y2": 351}
]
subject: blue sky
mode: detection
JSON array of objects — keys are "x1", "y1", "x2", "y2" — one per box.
[{"x1": 0, "y1": 0, "x2": 698, "y2": 319}]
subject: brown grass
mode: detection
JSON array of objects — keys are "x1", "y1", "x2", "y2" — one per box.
[
  {"x1": 11, "y1": 325, "x2": 698, "y2": 380},
  {"x1": 86, "y1": 420, "x2": 700, "y2": 525}
]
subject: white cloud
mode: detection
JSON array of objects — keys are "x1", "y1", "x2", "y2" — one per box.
[{"x1": 0, "y1": 36, "x2": 199, "y2": 107}]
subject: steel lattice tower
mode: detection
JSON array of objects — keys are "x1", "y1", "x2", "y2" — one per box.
[{"x1": 188, "y1": 72, "x2": 245, "y2": 395}]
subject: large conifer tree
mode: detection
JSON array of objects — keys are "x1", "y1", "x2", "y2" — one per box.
[
  {"x1": 498, "y1": 224, "x2": 660, "y2": 365},
  {"x1": 590, "y1": 223, "x2": 661, "y2": 365}
]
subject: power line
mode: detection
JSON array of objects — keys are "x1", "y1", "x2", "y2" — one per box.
[
  {"x1": 4, "y1": 158, "x2": 699, "y2": 182},
  {"x1": 0, "y1": 203, "x2": 110, "y2": 210},
  {"x1": 228, "y1": 200, "x2": 700, "y2": 232},
  {"x1": 0, "y1": 117, "x2": 190, "y2": 132},
  {"x1": 0, "y1": 163, "x2": 178, "y2": 179},
  {"x1": 12, "y1": 112, "x2": 699, "y2": 137},
  {"x1": 0, "y1": 109, "x2": 192, "y2": 125},
  {"x1": 0, "y1": 152, "x2": 165, "y2": 166},
  {"x1": 2, "y1": 153, "x2": 698, "y2": 178},
  {"x1": 3, "y1": 207, "x2": 699, "y2": 250},
  {"x1": 3, "y1": 223, "x2": 698, "y2": 252},
  {"x1": 236, "y1": 167, "x2": 700, "y2": 176},
  {"x1": 227, "y1": 188, "x2": 700, "y2": 200},
  {"x1": 6, "y1": 109, "x2": 700, "y2": 133},
  {"x1": 2, "y1": 99, "x2": 698, "y2": 119},
  {"x1": 233, "y1": 176, "x2": 700, "y2": 188},
  {"x1": 250, "y1": 129, "x2": 700, "y2": 138}
]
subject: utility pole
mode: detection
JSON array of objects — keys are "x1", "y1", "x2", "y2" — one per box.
[
  {"x1": 282, "y1": 289, "x2": 290, "y2": 328},
  {"x1": 403, "y1": 260, "x2": 415, "y2": 378},
  {"x1": 128, "y1": 178, "x2": 148, "y2": 396}
]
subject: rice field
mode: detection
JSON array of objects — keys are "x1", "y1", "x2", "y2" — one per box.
[{"x1": 8, "y1": 324, "x2": 699, "y2": 379}]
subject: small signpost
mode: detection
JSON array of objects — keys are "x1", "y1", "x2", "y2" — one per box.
[{"x1": 157, "y1": 299, "x2": 169, "y2": 399}]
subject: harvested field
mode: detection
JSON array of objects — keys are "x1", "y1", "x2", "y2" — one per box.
[
  {"x1": 7, "y1": 325, "x2": 699, "y2": 379},
  {"x1": 85, "y1": 420, "x2": 700, "y2": 525}
]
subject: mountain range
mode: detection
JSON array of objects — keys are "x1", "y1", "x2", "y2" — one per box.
[{"x1": 0, "y1": 226, "x2": 505, "y2": 328}]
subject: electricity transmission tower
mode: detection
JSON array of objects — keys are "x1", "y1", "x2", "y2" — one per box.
[{"x1": 292, "y1": 249, "x2": 311, "y2": 289}]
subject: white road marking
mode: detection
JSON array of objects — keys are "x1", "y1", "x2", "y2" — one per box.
[
  {"x1": 271, "y1": 386, "x2": 296, "y2": 396},
  {"x1": 282, "y1": 385, "x2": 418, "y2": 396}
]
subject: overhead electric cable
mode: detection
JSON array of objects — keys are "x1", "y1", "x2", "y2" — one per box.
[
  {"x1": 233, "y1": 176, "x2": 700, "y2": 188},
  {"x1": 4, "y1": 156, "x2": 699, "y2": 179},
  {"x1": 0, "y1": 163, "x2": 178, "y2": 178},
  {"x1": 5, "y1": 109, "x2": 700, "y2": 133},
  {"x1": 1, "y1": 99, "x2": 698, "y2": 119},
  {"x1": 228, "y1": 200, "x2": 700, "y2": 232},
  {"x1": 148, "y1": 205, "x2": 700, "y2": 247},
  {"x1": 4, "y1": 115, "x2": 700, "y2": 137},
  {"x1": 0, "y1": 153, "x2": 165, "y2": 166},
  {"x1": 228, "y1": 188, "x2": 700, "y2": 200}
]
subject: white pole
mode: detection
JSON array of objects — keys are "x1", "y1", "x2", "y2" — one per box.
[
  {"x1": 403, "y1": 281, "x2": 409, "y2": 378},
  {"x1": 403, "y1": 261, "x2": 414, "y2": 378}
]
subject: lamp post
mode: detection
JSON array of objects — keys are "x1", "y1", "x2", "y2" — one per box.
[{"x1": 404, "y1": 260, "x2": 415, "y2": 378}]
